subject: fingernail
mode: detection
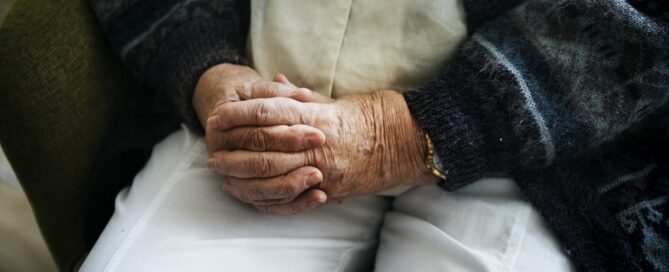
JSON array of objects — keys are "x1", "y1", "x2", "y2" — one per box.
[
  {"x1": 304, "y1": 134, "x2": 322, "y2": 147},
  {"x1": 207, "y1": 158, "x2": 218, "y2": 171},
  {"x1": 305, "y1": 172, "x2": 321, "y2": 186},
  {"x1": 310, "y1": 194, "x2": 327, "y2": 208}
]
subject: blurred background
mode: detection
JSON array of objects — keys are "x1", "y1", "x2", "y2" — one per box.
[
  {"x1": 0, "y1": 0, "x2": 11, "y2": 20},
  {"x1": 1, "y1": 1, "x2": 59, "y2": 271}
]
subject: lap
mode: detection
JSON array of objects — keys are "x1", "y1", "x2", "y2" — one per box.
[
  {"x1": 81, "y1": 127, "x2": 390, "y2": 272},
  {"x1": 82, "y1": 127, "x2": 573, "y2": 271}
]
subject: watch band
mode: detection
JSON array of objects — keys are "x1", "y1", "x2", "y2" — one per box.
[{"x1": 424, "y1": 133, "x2": 448, "y2": 180}]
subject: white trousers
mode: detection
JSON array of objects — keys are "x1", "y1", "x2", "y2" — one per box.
[{"x1": 81, "y1": 127, "x2": 574, "y2": 271}]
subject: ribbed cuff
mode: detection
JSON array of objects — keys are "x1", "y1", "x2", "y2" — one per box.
[{"x1": 403, "y1": 44, "x2": 519, "y2": 190}]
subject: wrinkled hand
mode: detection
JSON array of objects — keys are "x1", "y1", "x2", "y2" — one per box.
[
  {"x1": 193, "y1": 63, "x2": 332, "y2": 125},
  {"x1": 206, "y1": 77, "x2": 438, "y2": 215},
  {"x1": 193, "y1": 63, "x2": 330, "y2": 151},
  {"x1": 195, "y1": 64, "x2": 332, "y2": 214}
]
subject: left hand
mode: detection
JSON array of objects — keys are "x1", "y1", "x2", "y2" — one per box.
[{"x1": 206, "y1": 79, "x2": 438, "y2": 214}]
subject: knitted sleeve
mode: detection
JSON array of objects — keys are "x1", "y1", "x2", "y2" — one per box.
[
  {"x1": 404, "y1": 0, "x2": 669, "y2": 190},
  {"x1": 88, "y1": 0, "x2": 250, "y2": 131}
]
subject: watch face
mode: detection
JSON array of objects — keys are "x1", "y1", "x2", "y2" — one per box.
[{"x1": 432, "y1": 153, "x2": 446, "y2": 174}]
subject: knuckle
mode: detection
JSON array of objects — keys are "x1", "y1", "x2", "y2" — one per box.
[
  {"x1": 251, "y1": 153, "x2": 272, "y2": 177},
  {"x1": 282, "y1": 127, "x2": 302, "y2": 150},
  {"x1": 265, "y1": 85, "x2": 280, "y2": 97},
  {"x1": 212, "y1": 105, "x2": 233, "y2": 129},
  {"x1": 224, "y1": 86, "x2": 241, "y2": 101},
  {"x1": 210, "y1": 100, "x2": 226, "y2": 116},
  {"x1": 214, "y1": 102, "x2": 230, "y2": 117},
  {"x1": 266, "y1": 128, "x2": 285, "y2": 151},
  {"x1": 250, "y1": 128, "x2": 267, "y2": 151},
  {"x1": 254, "y1": 102, "x2": 271, "y2": 124},
  {"x1": 274, "y1": 125, "x2": 291, "y2": 148},
  {"x1": 286, "y1": 99, "x2": 301, "y2": 112},
  {"x1": 287, "y1": 88, "x2": 303, "y2": 99},
  {"x1": 205, "y1": 116, "x2": 220, "y2": 132}
]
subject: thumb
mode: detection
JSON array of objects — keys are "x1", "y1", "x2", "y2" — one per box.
[
  {"x1": 273, "y1": 74, "x2": 333, "y2": 103},
  {"x1": 273, "y1": 73, "x2": 297, "y2": 87}
]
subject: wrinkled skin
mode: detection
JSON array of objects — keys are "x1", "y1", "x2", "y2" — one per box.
[{"x1": 194, "y1": 63, "x2": 437, "y2": 215}]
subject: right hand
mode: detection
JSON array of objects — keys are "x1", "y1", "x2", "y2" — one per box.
[{"x1": 193, "y1": 64, "x2": 332, "y2": 213}]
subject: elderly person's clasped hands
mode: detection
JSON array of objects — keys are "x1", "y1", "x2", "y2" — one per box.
[{"x1": 193, "y1": 63, "x2": 438, "y2": 215}]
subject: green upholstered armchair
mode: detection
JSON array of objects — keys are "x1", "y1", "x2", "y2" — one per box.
[{"x1": 0, "y1": 0, "x2": 137, "y2": 270}]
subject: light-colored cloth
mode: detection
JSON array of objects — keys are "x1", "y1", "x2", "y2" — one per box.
[
  {"x1": 249, "y1": 0, "x2": 466, "y2": 195},
  {"x1": 0, "y1": 146, "x2": 20, "y2": 189},
  {"x1": 249, "y1": 0, "x2": 467, "y2": 97},
  {"x1": 81, "y1": 127, "x2": 573, "y2": 271},
  {"x1": 82, "y1": 1, "x2": 574, "y2": 270}
]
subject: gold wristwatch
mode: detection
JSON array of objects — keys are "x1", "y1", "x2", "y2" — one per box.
[{"x1": 424, "y1": 133, "x2": 448, "y2": 180}]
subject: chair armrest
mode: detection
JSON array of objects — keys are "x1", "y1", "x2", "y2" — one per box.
[{"x1": 0, "y1": 0, "x2": 137, "y2": 270}]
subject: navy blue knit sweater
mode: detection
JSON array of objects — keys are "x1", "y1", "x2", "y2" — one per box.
[{"x1": 88, "y1": 0, "x2": 669, "y2": 270}]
